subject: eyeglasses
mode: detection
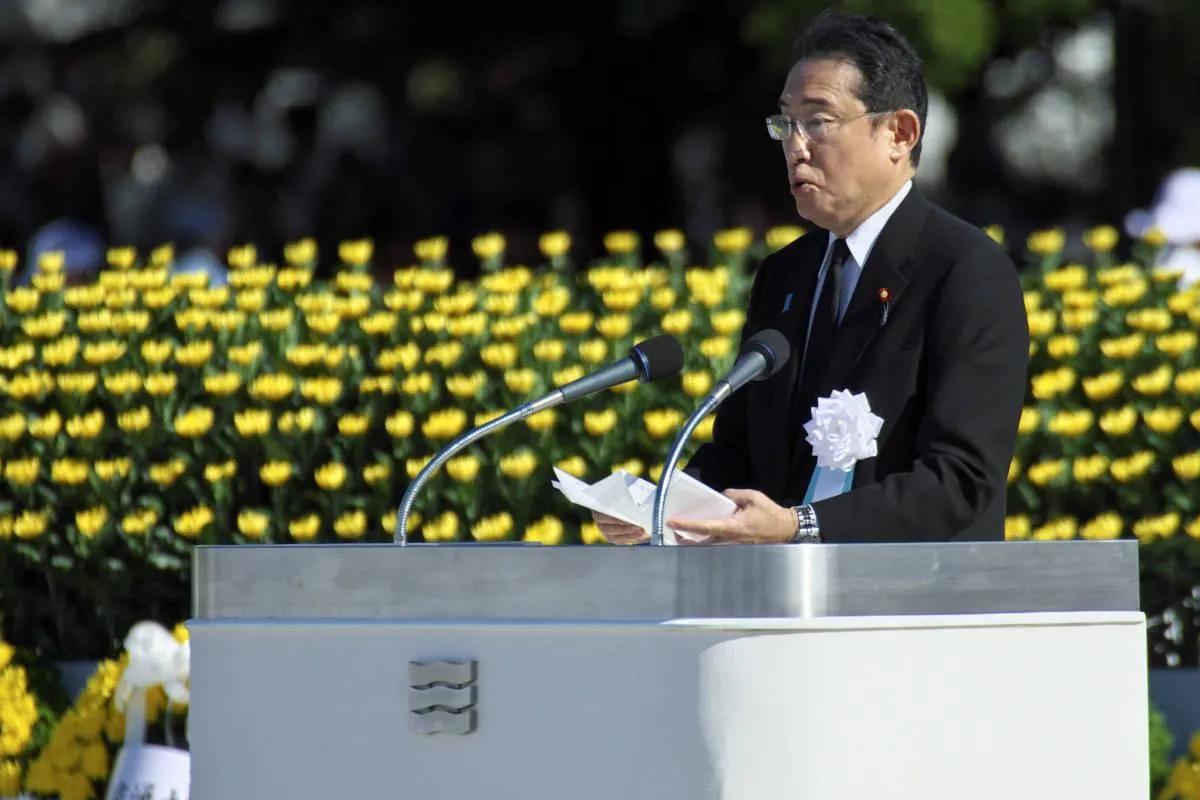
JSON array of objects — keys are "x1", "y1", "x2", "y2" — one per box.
[{"x1": 765, "y1": 110, "x2": 891, "y2": 143}]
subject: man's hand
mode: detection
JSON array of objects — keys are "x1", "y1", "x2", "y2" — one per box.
[
  {"x1": 592, "y1": 511, "x2": 648, "y2": 545},
  {"x1": 668, "y1": 489, "x2": 796, "y2": 544}
]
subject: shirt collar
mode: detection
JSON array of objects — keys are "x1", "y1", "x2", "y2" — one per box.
[{"x1": 826, "y1": 179, "x2": 913, "y2": 268}]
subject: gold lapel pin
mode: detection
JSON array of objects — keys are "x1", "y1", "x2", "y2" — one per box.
[{"x1": 878, "y1": 287, "x2": 892, "y2": 328}]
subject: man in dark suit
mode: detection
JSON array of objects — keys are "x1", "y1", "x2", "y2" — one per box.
[{"x1": 598, "y1": 11, "x2": 1028, "y2": 544}]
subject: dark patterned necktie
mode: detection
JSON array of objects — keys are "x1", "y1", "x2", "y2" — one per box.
[{"x1": 796, "y1": 238, "x2": 849, "y2": 422}]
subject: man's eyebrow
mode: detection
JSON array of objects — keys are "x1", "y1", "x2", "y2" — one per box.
[{"x1": 778, "y1": 96, "x2": 833, "y2": 109}]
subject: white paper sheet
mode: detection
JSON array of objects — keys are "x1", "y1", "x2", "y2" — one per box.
[{"x1": 552, "y1": 467, "x2": 736, "y2": 544}]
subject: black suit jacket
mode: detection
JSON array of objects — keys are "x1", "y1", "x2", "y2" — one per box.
[{"x1": 686, "y1": 188, "x2": 1029, "y2": 542}]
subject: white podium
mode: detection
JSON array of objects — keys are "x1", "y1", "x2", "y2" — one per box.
[{"x1": 190, "y1": 542, "x2": 1147, "y2": 799}]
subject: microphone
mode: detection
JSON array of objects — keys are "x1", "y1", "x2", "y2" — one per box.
[
  {"x1": 394, "y1": 334, "x2": 685, "y2": 544},
  {"x1": 649, "y1": 329, "x2": 791, "y2": 545}
]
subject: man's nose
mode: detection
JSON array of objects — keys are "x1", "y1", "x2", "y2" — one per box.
[{"x1": 784, "y1": 135, "x2": 810, "y2": 164}]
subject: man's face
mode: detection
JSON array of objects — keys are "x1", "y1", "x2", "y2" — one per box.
[{"x1": 778, "y1": 58, "x2": 896, "y2": 236}]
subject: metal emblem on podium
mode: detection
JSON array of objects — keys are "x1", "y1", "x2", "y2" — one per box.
[{"x1": 408, "y1": 660, "x2": 477, "y2": 735}]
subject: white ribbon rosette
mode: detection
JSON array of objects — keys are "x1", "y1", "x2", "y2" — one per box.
[
  {"x1": 114, "y1": 621, "x2": 190, "y2": 744},
  {"x1": 802, "y1": 389, "x2": 884, "y2": 501}
]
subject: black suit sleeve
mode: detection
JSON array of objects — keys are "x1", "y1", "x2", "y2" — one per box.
[
  {"x1": 683, "y1": 256, "x2": 773, "y2": 492},
  {"x1": 812, "y1": 243, "x2": 1029, "y2": 541}
]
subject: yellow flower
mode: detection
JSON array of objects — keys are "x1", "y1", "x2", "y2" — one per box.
[
  {"x1": 603, "y1": 230, "x2": 638, "y2": 255},
  {"x1": 174, "y1": 407, "x2": 215, "y2": 438},
  {"x1": 249, "y1": 372, "x2": 296, "y2": 402},
  {"x1": 446, "y1": 454, "x2": 481, "y2": 483},
  {"x1": 56, "y1": 370, "x2": 98, "y2": 395},
  {"x1": 1172, "y1": 451, "x2": 1200, "y2": 480},
  {"x1": 204, "y1": 460, "x2": 237, "y2": 482},
  {"x1": 0, "y1": 248, "x2": 16, "y2": 271},
  {"x1": 141, "y1": 339, "x2": 174, "y2": 364},
  {"x1": 172, "y1": 505, "x2": 215, "y2": 539},
  {"x1": 1082, "y1": 371, "x2": 1123, "y2": 402},
  {"x1": 1132, "y1": 365, "x2": 1172, "y2": 396},
  {"x1": 1109, "y1": 450, "x2": 1154, "y2": 482},
  {"x1": 1016, "y1": 407, "x2": 1041, "y2": 435},
  {"x1": 1046, "y1": 409, "x2": 1093, "y2": 437},
  {"x1": 306, "y1": 311, "x2": 341, "y2": 335},
  {"x1": 1007, "y1": 457, "x2": 1020, "y2": 484},
  {"x1": 424, "y1": 341, "x2": 463, "y2": 368},
  {"x1": 289, "y1": 514, "x2": 321, "y2": 541},
  {"x1": 122, "y1": 508, "x2": 158, "y2": 536},
  {"x1": 378, "y1": 342, "x2": 421, "y2": 371},
  {"x1": 661, "y1": 309, "x2": 692, "y2": 336},
  {"x1": 42, "y1": 336, "x2": 80, "y2": 366},
  {"x1": 504, "y1": 368, "x2": 538, "y2": 394},
  {"x1": 1073, "y1": 454, "x2": 1110, "y2": 483},
  {"x1": 500, "y1": 450, "x2": 538, "y2": 479},
  {"x1": 422, "y1": 510, "x2": 459, "y2": 542},
  {"x1": 82, "y1": 340, "x2": 126, "y2": 366},
  {"x1": 1133, "y1": 512, "x2": 1180, "y2": 544},
  {"x1": 1126, "y1": 308, "x2": 1172, "y2": 333},
  {"x1": 334, "y1": 413, "x2": 368, "y2": 437},
  {"x1": 300, "y1": 376, "x2": 343, "y2": 405},
  {"x1": 1030, "y1": 367, "x2": 1075, "y2": 400},
  {"x1": 647, "y1": 286, "x2": 676, "y2": 311},
  {"x1": 260, "y1": 461, "x2": 293, "y2": 487},
  {"x1": 236, "y1": 510, "x2": 269, "y2": 540},
  {"x1": 332, "y1": 509, "x2": 367, "y2": 540},
  {"x1": 359, "y1": 461, "x2": 391, "y2": 486},
  {"x1": 1026, "y1": 458, "x2": 1067, "y2": 487},
  {"x1": 1176, "y1": 368, "x2": 1200, "y2": 396},
  {"x1": 334, "y1": 238, "x2": 372, "y2": 266},
  {"x1": 682, "y1": 371, "x2": 713, "y2": 398},
  {"x1": 1026, "y1": 309, "x2": 1057, "y2": 338},
  {"x1": 1167, "y1": 291, "x2": 1197, "y2": 315},
  {"x1": 693, "y1": 415, "x2": 715, "y2": 441},
  {"x1": 117, "y1": 406, "x2": 152, "y2": 433},
  {"x1": 51, "y1": 458, "x2": 88, "y2": 485},
  {"x1": 559, "y1": 311, "x2": 595, "y2": 336},
  {"x1": 76, "y1": 308, "x2": 112, "y2": 334},
  {"x1": 522, "y1": 515, "x2": 565, "y2": 546},
  {"x1": 413, "y1": 236, "x2": 448, "y2": 263},
  {"x1": 1043, "y1": 265, "x2": 1088, "y2": 292},
  {"x1": 581, "y1": 520, "x2": 606, "y2": 545},
  {"x1": 386, "y1": 410, "x2": 415, "y2": 438},
  {"x1": 1082, "y1": 225, "x2": 1119, "y2": 253},
  {"x1": 654, "y1": 229, "x2": 685, "y2": 253},
  {"x1": 1026, "y1": 228, "x2": 1065, "y2": 255},
  {"x1": 103, "y1": 370, "x2": 142, "y2": 395},
  {"x1": 1188, "y1": 517, "x2": 1200, "y2": 540},
  {"x1": 644, "y1": 408, "x2": 685, "y2": 439},
  {"x1": 142, "y1": 286, "x2": 177, "y2": 309},
  {"x1": 31, "y1": 269, "x2": 63, "y2": 293},
  {"x1": 577, "y1": 408, "x2": 615, "y2": 437},
  {"x1": 596, "y1": 314, "x2": 631, "y2": 339},
  {"x1": 767, "y1": 225, "x2": 805, "y2": 250},
  {"x1": 28, "y1": 410, "x2": 61, "y2": 441},
  {"x1": 602, "y1": 287, "x2": 642, "y2": 312},
  {"x1": 405, "y1": 455, "x2": 433, "y2": 479},
  {"x1": 576, "y1": 338, "x2": 609, "y2": 365},
  {"x1": 422, "y1": 408, "x2": 468, "y2": 440},
  {"x1": 1144, "y1": 406, "x2": 1184, "y2": 434},
  {"x1": 538, "y1": 230, "x2": 572, "y2": 259},
  {"x1": 472, "y1": 511, "x2": 513, "y2": 542},
  {"x1": 613, "y1": 458, "x2": 644, "y2": 477},
  {"x1": 0, "y1": 412, "x2": 25, "y2": 441},
  {"x1": 202, "y1": 372, "x2": 241, "y2": 397},
  {"x1": 1080, "y1": 513, "x2": 1123, "y2": 541},
  {"x1": 149, "y1": 459, "x2": 187, "y2": 487},
  {"x1": 414, "y1": 268, "x2": 456, "y2": 293},
  {"x1": 556, "y1": 455, "x2": 587, "y2": 478},
  {"x1": 525, "y1": 408, "x2": 556, "y2": 432},
  {"x1": 713, "y1": 227, "x2": 753, "y2": 254},
  {"x1": 1157, "y1": 330, "x2": 1197, "y2": 358},
  {"x1": 66, "y1": 409, "x2": 104, "y2": 439},
  {"x1": 95, "y1": 458, "x2": 132, "y2": 481},
  {"x1": 360, "y1": 311, "x2": 398, "y2": 336},
  {"x1": 259, "y1": 308, "x2": 294, "y2": 332},
  {"x1": 4, "y1": 458, "x2": 39, "y2": 486},
  {"x1": 1102, "y1": 280, "x2": 1147, "y2": 307},
  {"x1": 361, "y1": 375, "x2": 395, "y2": 394},
  {"x1": 145, "y1": 372, "x2": 179, "y2": 398},
  {"x1": 700, "y1": 337, "x2": 733, "y2": 359},
  {"x1": 1099, "y1": 406, "x2": 1138, "y2": 437},
  {"x1": 534, "y1": 339, "x2": 567, "y2": 363},
  {"x1": 76, "y1": 507, "x2": 108, "y2": 538},
  {"x1": 548, "y1": 362, "x2": 586, "y2": 388},
  {"x1": 5, "y1": 286, "x2": 41, "y2": 314},
  {"x1": 1046, "y1": 335, "x2": 1079, "y2": 359},
  {"x1": 472, "y1": 231, "x2": 506, "y2": 261},
  {"x1": 1098, "y1": 333, "x2": 1143, "y2": 360},
  {"x1": 1004, "y1": 515, "x2": 1030, "y2": 541},
  {"x1": 14, "y1": 510, "x2": 49, "y2": 539},
  {"x1": 1032, "y1": 517, "x2": 1076, "y2": 541},
  {"x1": 447, "y1": 312, "x2": 488, "y2": 339},
  {"x1": 315, "y1": 462, "x2": 348, "y2": 491},
  {"x1": 188, "y1": 286, "x2": 230, "y2": 309},
  {"x1": 1062, "y1": 290, "x2": 1098, "y2": 310}
]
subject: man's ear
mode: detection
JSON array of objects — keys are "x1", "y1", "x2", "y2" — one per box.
[{"x1": 889, "y1": 109, "x2": 921, "y2": 163}]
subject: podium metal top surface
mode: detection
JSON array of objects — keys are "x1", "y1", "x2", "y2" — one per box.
[{"x1": 193, "y1": 541, "x2": 1139, "y2": 621}]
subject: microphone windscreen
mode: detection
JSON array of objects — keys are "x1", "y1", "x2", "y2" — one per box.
[
  {"x1": 630, "y1": 334, "x2": 685, "y2": 381},
  {"x1": 743, "y1": 328, "x2": 791, "y2": 380}
]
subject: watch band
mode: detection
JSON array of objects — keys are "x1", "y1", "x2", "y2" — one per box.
[{"x1": 790, "y1": 504, "x2": 821, "y2": 543}]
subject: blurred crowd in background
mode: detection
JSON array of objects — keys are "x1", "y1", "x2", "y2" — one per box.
[{"x1": 1, "y1": 0, "x2": 1199, "y2": 280}]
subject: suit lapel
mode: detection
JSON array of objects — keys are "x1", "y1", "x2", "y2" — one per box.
[{"x1": 788, "y1": 188, "x2": 932, "y2": 478}]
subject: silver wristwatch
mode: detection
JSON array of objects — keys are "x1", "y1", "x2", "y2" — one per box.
[{"x1": 790, "y1": 504, "x2": 821, "y2": 543}]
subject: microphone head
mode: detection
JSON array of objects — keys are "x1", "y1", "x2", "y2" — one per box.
[
  {"x1": 629, "y1": 334, "x2": 685, "y2": 382},
  {"x1": 742, "y1": 329, "x2": 791, "y2": 380}
]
